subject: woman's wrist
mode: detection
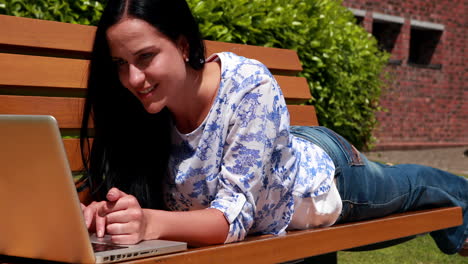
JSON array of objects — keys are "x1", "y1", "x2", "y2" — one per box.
[
  {"x1": 142, "y1": 209, "x2": 165, "y2": 241},
  {"x1": 139, "y1": 208, "x2": 228, "y2": 246}
]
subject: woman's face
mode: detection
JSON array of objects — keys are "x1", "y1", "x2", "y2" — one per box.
[{"x1": 106, "y1": 18, "x2": 188, "y2": 114}]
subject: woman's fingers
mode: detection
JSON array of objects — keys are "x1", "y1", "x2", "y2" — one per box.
[
  {"x1": 82, "y1": 188, "x2": 145, "y2": 243},
  {"x1": 106, "y1": 221, "x2": 141, "y2": 235},
  {"x1": 109, "y1": 234, "x2": 142, "y2": 245},
  {"x1": 82, "y1": 204, "x2": 92, "y2": 228},
  {"x1": 105, "y1": 207, "x2": 143, "y2": 224},
  {"x1": 82, "y1": 201, "x2": 101, "y2": 229},
  {"x1": 98, "y1": 193, "x2": 139, "y2": 217},
  {"x1": 106, "y1": 187, "x2": 127, "y2": 202},
  {"x1": 95, "y1": 212, "x2": 107, "y2": 237}
]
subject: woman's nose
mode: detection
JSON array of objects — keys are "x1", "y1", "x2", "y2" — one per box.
[{"x1": 128, "y1": 64, "x2": 145, "y2": 89}]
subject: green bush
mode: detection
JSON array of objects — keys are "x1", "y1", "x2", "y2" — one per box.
[
  {"x1": 0, "y1": 0, "x2": 105, "y2": 25},
  {"x1": 1, "y1": 0, "x2": 388, "y2": 149},
  {"x1": 187, "y1": 0, "x2": 388, "y2": 149}
]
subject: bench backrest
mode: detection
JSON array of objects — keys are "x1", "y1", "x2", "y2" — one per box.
[{"x1": 0, "y1": 14, "x2": 318, "y2": 172}]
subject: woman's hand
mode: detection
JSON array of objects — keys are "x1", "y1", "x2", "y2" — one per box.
[
  {"x1": 82, "y1": 200, "x2": 107, "y2": 236},
  {"x1": 98, "y1": 188, "x2": 148, "y2": 244},
  {"x1": 81, "y1": 188, "x2": 229, "y2": 246},
  {"x1": 81, "y1": 187, "x2": 148, "y2": 245}
]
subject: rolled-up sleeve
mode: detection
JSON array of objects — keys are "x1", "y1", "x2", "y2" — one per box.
[{"x1": 209, "y1": 73, "x2": 289, "y2": 243}]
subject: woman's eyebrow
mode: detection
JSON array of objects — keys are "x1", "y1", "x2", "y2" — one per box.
[
  {"x1": 110, "y1": 46, "x2": 156, "y2": 61},
  {"x1": 133, "y1": 45, "x2": 157, "y2": 56}
]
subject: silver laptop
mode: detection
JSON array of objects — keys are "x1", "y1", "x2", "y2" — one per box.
[{"x1": 0, "y1": 115, "x2": 187, "y2": 263}]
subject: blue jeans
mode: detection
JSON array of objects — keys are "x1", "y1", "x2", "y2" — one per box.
[{"x1": 290, "y1": 126, "x2": 468, "y2": 254}]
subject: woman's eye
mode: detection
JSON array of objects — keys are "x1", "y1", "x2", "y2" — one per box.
[
  {"x1": 113, "y1": 59, "x2": 127, "y2": 67},
  {"x1": 140, "y1": 52, "x2": 155, "y2": 61},
  {"x1": 137, "y1": 53, "x2": 155, "y2": 67}
]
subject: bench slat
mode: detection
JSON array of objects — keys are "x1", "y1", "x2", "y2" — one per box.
[
  {"x1": 0, "y1": 95, "x2": 83, "y2": 129},
  {"x1": 0, "y1": 96, "x2": 317, "y2": 172},
  {"x1": 0, "y1": 53, "x2": 89, "y2": 89},
  {"x1": 205, "y1": 40, "x2": 302, "y2": 74},
  {"x1": 0, "y1": 96, "x2": 317, "y2": 129},
  {"x1": 63, "y1": 139, "x2": 84, "y2": 172},
  {"x1": 123, "y1": 207, "x2": 463, "y2": 264},
  {"x1": 0, "y1": 15, "x2": 302, "y2": 74},
  {"x1": 287, "y1": 105, "x2": 318, "y2": 126},
  {"x1": 276, "y1": 76, "x2": 312, "y2": 104},
  {"x1": 0, "y1": 14, "x2": 95, "y2": 54},
  {"x1": 0, "y1": 53, "x2": 310, "y2": 102},
  {"x1": 61, "y1": 105, "x2": 318, "y2": 171}
]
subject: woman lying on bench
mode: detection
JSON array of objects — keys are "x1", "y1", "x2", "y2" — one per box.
[{"x1": 79, "y1": 0, "x2": 467, "y2": 256}]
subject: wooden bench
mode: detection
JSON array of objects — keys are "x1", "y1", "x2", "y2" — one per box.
[{"x1": 0, "y1": 14, "x2": 462, "y2": 264}]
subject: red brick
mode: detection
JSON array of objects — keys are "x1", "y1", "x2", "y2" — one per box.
[{"x1": 343, "y1": 0, "x2": 467, "y2": 148}]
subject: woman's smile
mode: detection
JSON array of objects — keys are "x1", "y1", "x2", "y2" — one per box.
[
  {"x1": 136, "y1": 84, "x2": 158, "y2": 100},
  {"x1": 107, "y1": 18, "x2": 189, "y2": 114},
  {"x1": 139, "y1": 85, "x2": 156, "y2": 95}
]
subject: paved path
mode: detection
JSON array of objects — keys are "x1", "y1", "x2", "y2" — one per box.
[{"x1": 364, "y1": 147, "x2": 468, "y2": 176}]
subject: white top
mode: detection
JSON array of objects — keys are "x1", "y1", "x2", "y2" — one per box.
[{"x1": 164, "y1": 52, "x2": 341, "y2": 243}]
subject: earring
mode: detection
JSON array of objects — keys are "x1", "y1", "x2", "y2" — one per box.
[{"x1": 185, "y1": 57, "x2": 189, "y2": 63}]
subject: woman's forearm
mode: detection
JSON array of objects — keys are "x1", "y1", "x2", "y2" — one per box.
[{"x1": 143, "y1": 208, "x2": 229, "y2": 247}]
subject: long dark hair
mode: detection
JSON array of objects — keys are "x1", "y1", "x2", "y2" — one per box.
[{"x1": 80, "y1": 0, "x2": 205, "y2": 209}]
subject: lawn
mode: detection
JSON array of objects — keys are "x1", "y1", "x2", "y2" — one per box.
[
  {"x1": 339, "y1": 234, "x2": 466, "y2": 263},
  {"x1": 338, "y1": 171, "x2": 467, "y2": 263}
]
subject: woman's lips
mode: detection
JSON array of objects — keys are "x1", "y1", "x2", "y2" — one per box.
[
  {"x1": 139, "y1": 85, "x2": 156, "y2": 95},
  {"x1": 136, "y1": 84, "x2": 157, "y2": 99}
]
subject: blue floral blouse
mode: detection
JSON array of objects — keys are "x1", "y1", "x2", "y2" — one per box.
[{"x1": 164, "y1": 52, "x2": 335, "y2": 243}]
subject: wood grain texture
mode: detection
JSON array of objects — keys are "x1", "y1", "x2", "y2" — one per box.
[
  {"x1": 0, "y1": 14, "x2": 95, "y2": 53},
  {"x1": 205, "y1": 40, "x2": 302, "y2": 73},
  {"x1": 121, "y1": 207, "x2": 463, "y2": 264},
  {"x1": 0, "y1": 96, "x2": 316, "y2": 129},
  {"x1": 0, "y1": 95, "x2": 84, "y2": 129},
  {"x1": 0, "y1": 54, "x2": 310, "y2": 102},
  {"x1": 0, "y1": 53, "x2": 89, "y2": 89},
  {"x1": 0, "y1": 15, "x2": 301, "y2": 73},
  {"x1": 288, "y1": 105, "x2": 319, "y2": 126},
  {"x1": 63, "y1": 139, "x2": 84, "y2": 172},
  {"x1": 0, "y1": 98, "x2": 317, "y2": 171},
  {"x1": 50, "y1": 105, "x2": 318, "y2": 171}
]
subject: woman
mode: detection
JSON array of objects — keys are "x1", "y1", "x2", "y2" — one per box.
[{"x1": 80, "y1": 0, "x2": 468, "y2": 255}]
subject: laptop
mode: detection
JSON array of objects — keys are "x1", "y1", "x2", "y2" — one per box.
[{"x1": 0, "y1": 115, "x2": 187, "y2": 263}]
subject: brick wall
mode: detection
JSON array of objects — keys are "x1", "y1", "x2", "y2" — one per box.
[{"x1": 342, "y1": 0, "x2": 468, "y2": 149}]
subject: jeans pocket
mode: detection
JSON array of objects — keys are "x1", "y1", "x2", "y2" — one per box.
[{"x1": 318, "y1": 127, "x2": 365, "y2": 166}]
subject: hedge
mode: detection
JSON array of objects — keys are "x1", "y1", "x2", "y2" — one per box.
[
  {"x1": 0, "y1": 0, "x2": 105, "y2": 25},
  {"x1": 0, "y1": 0, "x2": 388, "y2": 149}
]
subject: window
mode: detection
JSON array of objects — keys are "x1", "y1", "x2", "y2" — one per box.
[
  {"x1": 372, "y1": 20, "x2": 402, "y2": 53},
  {"x1": 348, "y1": 8, "x2": 365, "y2": 26},
  {"x1": 355, "y1": 16, "x2": 364, "y2": 26},
  {"x1": 371, "y1": 13, "x2": 404, "y2": 54},
  {"x1": 408, "y1": 20, "x2": 444, "y2": 68},
  {"x1": 409, "y1": 27, "x2": 442, "y2": 67}
]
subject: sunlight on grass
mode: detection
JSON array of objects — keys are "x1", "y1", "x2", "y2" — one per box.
[
  {"x1": 339, "y1": 235, "x2": 466, "y2": 264},
  {"x1": 341, "y1": 163, "x2": 467, "y2": 263}
]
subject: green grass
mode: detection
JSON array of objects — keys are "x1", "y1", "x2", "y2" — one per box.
[
  {"x1": 339, "y1": 234, "x2": 466, "y2": 263},
  {"x1": 338, "y1": 164, "x2": 467, "y2": 263}
]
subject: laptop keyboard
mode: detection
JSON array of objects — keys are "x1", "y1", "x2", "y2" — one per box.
[{"x1": 92, "y1": 242, "x2": 128, "y2": 253}]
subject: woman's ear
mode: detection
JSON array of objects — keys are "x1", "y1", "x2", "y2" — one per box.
[{"x1": 177, "y1": 36, "x2": 190, "y2": 62}]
